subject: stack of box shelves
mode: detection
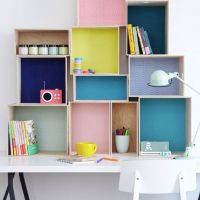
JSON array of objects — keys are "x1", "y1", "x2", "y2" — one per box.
[{"x1": 8, "y1": 0, "x2": 191, "y2": 157}]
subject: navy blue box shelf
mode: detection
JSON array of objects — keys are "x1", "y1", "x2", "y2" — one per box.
[
  {"x1": 128, "y1": 5, "x2": 166, "y2": 54},
  {"x1": 129, "y1": 58, "x2": 182, "y2": 96},
  {"x1": 75, "y1": 75, "x2": 127, "y2": 101},
  {"x1": 140, "y1": 98, "x2": 190, "y2": 152},
  {"x1": 21, "y1": 58, "x2": 66, "y2": 103}
]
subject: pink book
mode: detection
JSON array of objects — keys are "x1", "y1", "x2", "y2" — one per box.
[{"x1": 78, "y1": 0, "x2": 125, "y2": 26}]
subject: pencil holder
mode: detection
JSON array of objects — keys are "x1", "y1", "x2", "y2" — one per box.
[{"x1": 115, "y1": 135, "x2": 130, "y2": 153}]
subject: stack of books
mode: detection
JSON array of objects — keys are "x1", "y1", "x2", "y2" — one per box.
[
  {"x1": 8, "y1": 120, "x2": 38, "y2": 156},
  {"x1": 127, "y1": 24, "x2": 153, "y2": 55}
]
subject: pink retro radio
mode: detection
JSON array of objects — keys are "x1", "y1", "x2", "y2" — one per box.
[{"x1": 40, "y1": 89, "x2": 62, "y2": 104}]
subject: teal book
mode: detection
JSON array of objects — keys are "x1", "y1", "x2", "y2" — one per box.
[{"x1": 144, "y1": 31, "x2": 153, "y2": 54}]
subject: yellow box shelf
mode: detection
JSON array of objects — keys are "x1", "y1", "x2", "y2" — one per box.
[{"x1": 71, "y1": 27, "x2": 119, "y2": 74}]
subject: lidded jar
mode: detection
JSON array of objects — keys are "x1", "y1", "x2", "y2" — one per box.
[
  {"x1": 38, "y1": 44, "x2": 48, "y2": 55},
  {"x1": 29, "y1": 45, "x2": 38, "y2": 55},
  {"x1": 18, "y1": 44, "x2": 28, "y2": 55},
  {"x1": 49, "y1": 45, "x2": 58, "y2": 55},
  {"x1": 58, "y1": 45, "x2": 68, "y2": 55}
]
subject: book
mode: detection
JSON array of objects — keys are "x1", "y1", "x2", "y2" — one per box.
[
  {"x1": 139, "y1": 27, "x2": 150, "y2": 55},
  {"x1": 127, "y1": 24, "x2": 135, "y2": 55},
  {"x1": 57, "y1": 156, "x2": 96, "y2": 165},
  {"x1": 136, "y1": 26, "x2": 145, "y2": 54},
  {"x1": 8, "y1": 124, "x2": 13, "y2": 156},
  {"x1": 140, "y1": 151, "x2": 171, "y2": 156},
  {"x1": 132, "y1": 27, "x2": 140, "y2": 55},
  {"x1": 22, "y1": 121, "x2": 29, "y2": 155},
  {"x1": 144, "y1": 30, "x2": 153, "y2": 54},
  {"x1": 8, "y1": 120, "x2": 38, "y2": 156},
  {"x1": 10, "y1": 121, "x2": 17, "y2": 156}
]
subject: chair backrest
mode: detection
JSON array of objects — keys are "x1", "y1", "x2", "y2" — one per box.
[{"x1": 119, "y1": 159, "x2": 196, "y2": 194}]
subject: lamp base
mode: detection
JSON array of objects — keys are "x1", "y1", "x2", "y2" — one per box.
[{"x1": 174, "y1": 146, "x2": 200, "y2": 159}]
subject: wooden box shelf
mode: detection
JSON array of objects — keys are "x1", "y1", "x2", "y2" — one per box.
[
  {"x1": 74, "y1": 75, "x2": 128, "y2": 101},
  {"x1": 18, "y1": 58, "x2": 67, "y2": 103},
  {"x1": 112, "y1": 102, "x2": 138, "y2": 154},
  {"x1": 15, "y1": 29, "x2": 70, "y2": 55},
  {"x1": 129, "y1": 56, "x2": 184, "y2": 96},
  {"x1": 139, "y1": 97, "x2": 191, "y2": 154},
  {"x1": 71, "y1": 27, "x2": 119, "y2": 74},
  {"x1": 78, "y1": 0, "x2": 126, "y2": 26},
  {"x1": 127, "y1": 0, "x2": 168, "y2": 54},
  {"x1": 8, "y1": 105, "x2": 68, "y2": 154},
  {"x1": 69, "y1": 102, "x2": 110, "y2": 155}
]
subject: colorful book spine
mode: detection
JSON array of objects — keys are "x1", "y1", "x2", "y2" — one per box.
[
  {"x1": 127, "y1": 24, "x2": 135, "y2": 55},
  {"x1": 22, "y1": 121, "x2": 29, "y2": 155},
  {"x1": 144, "y1": 31, "x2": 153, "y2": 54},
  {"x1": 139, "y1": 27, "x2": 150, "y2": 55},
  {"x1": 136, "y1": 26, "x2": 145, "y2": 55},
  {"x1": 8, "y1": 123, "x2": 13, "y2": 156},
  {"x1": 12, "y1": 121, "x2": 19, "y2": 155},
  {"x1": 132, "y1": 27, "x2": 140, "y2": 55},
  {"x1": 10, "y1": 121, "x2": 17, "y2": 156},
  {"x1": 19, "y1": 121, "x2": 26, "y2": 155},
  {"x1": 14, "y1": 121, "x2": 22, "y2": 155}
]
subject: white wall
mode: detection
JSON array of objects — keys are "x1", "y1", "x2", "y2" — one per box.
[{"x1": 0, "y1": 0, "x2": 200, "y2": 199}]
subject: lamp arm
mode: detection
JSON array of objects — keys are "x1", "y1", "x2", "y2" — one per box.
[
  {"x1": 175, "y1": 76, "x2": 200, "y2": 95},
  {"x1": 175, "y1": 75, "x2": 200, "y2": 149}
]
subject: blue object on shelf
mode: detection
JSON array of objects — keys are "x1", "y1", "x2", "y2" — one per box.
[{"x1": 76, "y1": 76, "x2": 127, "y2": 100}]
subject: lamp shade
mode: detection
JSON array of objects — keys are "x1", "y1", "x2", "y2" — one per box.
[{"x1": 148, "y1": 70, "x2": 171, "y2": 87}]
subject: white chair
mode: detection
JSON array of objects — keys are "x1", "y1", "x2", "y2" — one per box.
[{"x1": 119, "y1": 160, "x2": 197, "y2": 200}]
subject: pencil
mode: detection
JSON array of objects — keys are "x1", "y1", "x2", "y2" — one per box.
[{"x1": 102, "y1": 157, "x2": 118, "y2": 162}]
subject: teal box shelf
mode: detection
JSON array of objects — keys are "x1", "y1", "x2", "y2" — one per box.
[
  {"x1": 75, "y1": 76, "x2": 127, "y2": 101},
  {"x1": 140, "y1": 98, "x2": 191, "y2": 152},
  {"x1": 128, "y1": 5, "x2": 166, "y2": 54}
]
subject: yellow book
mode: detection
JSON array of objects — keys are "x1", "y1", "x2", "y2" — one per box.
[
  {"x1": 22, "y1": 121, "x2": 29, "y2": 152},
  {"x1": 127, "y1": 24, "x2": 135, "y2": 55}
]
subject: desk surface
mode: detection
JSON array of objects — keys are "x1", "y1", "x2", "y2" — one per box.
[{"x1": 1, "y1": 152, "x2": 200, "y2": 173}]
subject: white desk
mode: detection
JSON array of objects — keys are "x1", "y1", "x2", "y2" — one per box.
[
  {"x1": 1, "y1": 152, "x2": 200, "y2": 173},
  {"x1": 1, "y1": 153, "x2": 200, "y2": 200}
]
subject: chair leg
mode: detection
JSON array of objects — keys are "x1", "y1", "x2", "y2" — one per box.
[
  {"x1": 132, "y1": 171, "x2": 140, "y2": 200},
  {"x1": 179, "y1": 172, "x2": 186, "y2": 200}
]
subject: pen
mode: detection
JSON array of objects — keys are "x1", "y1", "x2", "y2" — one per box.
[{"x1": 96, "y1": 158, "x2": 103, "y2": 163}]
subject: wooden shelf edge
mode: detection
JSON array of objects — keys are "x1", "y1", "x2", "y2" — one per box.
[
  {"x1": 17, "y1": 55, "x2": 70, "y2": 58},
  {"x1": 128, "y1": 54, "x2": 184, "y2": 58},
  {"x1": 8, "y1": 103, "x2": 68, "y2": 107}
]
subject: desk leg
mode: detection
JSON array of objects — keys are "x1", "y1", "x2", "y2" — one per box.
[
  {"x1": 3, "y1": 173, "x2": 29, "y2": 200},
  {"x1": 3, "y1": 173, "x2": 15, "y2": 200},
  {"x1": 19, "y1": 173, "x2": 30, "y2": 200}
]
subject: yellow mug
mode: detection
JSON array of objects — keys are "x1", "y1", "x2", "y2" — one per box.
[{"x1": 76, "y1": 142, "x2": 97, "y2": 156}]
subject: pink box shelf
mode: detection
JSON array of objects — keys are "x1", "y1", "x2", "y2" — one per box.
[
  {"x1": 78, "y1": 0, "x2": 126, "y2": 26},
  {"x1": 69, "y1": 102, "x2": 110, "y2": 154}
]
